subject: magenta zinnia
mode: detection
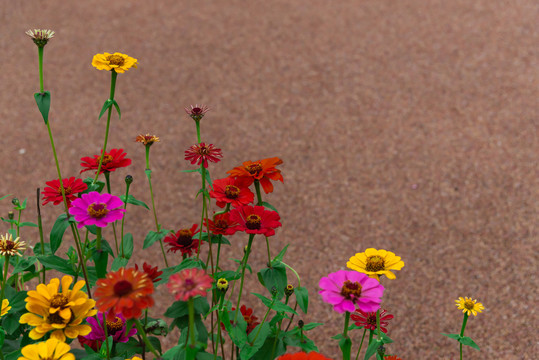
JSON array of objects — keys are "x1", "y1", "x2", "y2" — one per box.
[
  {"x1": 80, "y1": 311, "x2": 137, "y2": 351},
  {"x1": 68, "y1": 191, "x2": 125, "y2": 228},
  {"x1": 184, "y1": 143, "x2": 223, "y2": 168},
  {"x1": 229, "y1": 205, "x2": 282, "y2": 237},
  {"x1": 319, "y1": 270, "x2": 384, "y2": 313},
  {"x1": 351, "y1": 308, "x2": 393, "y2": 333},
  {"x1": 167, "y1": 268, "x2": 213, "y2": 301}
]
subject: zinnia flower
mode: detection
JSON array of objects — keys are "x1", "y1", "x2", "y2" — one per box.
[
  {"x1": 0, "y1": 233, "x2": 26, "y2": 256},
  {"x1": 351, "y1": 308, "x2": 393, "y2": 333},
  {"x1": 26, "y1": 29, "x2": 55, "y2": 47},
  {"x1": 135, "y1": 134, "x2": 160, "y2": 146},
  {"x1": 455, "y1": 297, "x2": 485, "y2": 316},
  {"x1": 92, "y1": 52, "x2": 138, "y2": 73},
  {"x1": 227, "y1": 157, "x2": 284, "y2": 194},
  {"x1": 319, "y1": 270, "x2": 384, "y2": 313},
  {"x1": 229, "y1": 205, "x2": 282, "y2": 237},
  {"x1": 184, "y1": 143, "x2": 223, "y2": 168},
  {"x1": 94, "y1": 267, "x2": 155, "y2": 320},
  {"x1": 42, "y1": 177, "x2": 88, "y2": 207},
  {"x1": 164, "y1": 225, "x2": 203, "y2": 257},
  {"x1": 68, "y1": 192, "x2": 125, "y2": 228},
  {"x1": 1, "y1": 299, "x2": 11, "y2": 317},
  {"x1": 384, "y1": 356, "x2": 403, "y2": 360},
  {"x1": 19, "y1": 338, "x2": 75, "y2": 360},
  {"x1": 184, "y1": 104, "x2": 210, "y2": 121},
  {"x1": 277, "y1": 352, "x2": 333, "y2": 360},
  {"x1": 167, "y1": 268, "x2": 213, "y2": 301},
  {"x1": 135, "y1": 262, "x2": 163, "y2": 283},
  {"x1": 19, "y1": 276, "x2": 96, "y2": 341},
  {"x1": 80, "y1": 148, "x2": 131, "y2": 175},
  {"x1": 204, "y1": 212, "x2": 239, "y2": 236},
  {"x1": 209, "y1": 177, "x2": 255, "y2": 208},
  {"x1": 79, "y1": 311, "x2": 137, "y2": 351},
  {"x1": 347, "y1": 248, "x2": 405, "y2": 280},
  {"x1": 221, "y1": 305, "x2": 260, "y2": 334}
]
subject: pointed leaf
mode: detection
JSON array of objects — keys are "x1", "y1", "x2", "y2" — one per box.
[
  {"x1": 98, "y1": 99, "x2": 114, "y2": 120},
  {"x1": 34, "y1": 91, "x2": 51, "y2": 124},
  {"x1": 294, "y1": 286, "x2": 309, "y2": 313},
  {"x1": 459, "y1": 336, "x2": 480, "y2": 350},
  {"x1": 50, "y1": 214, "x2": 70, "y2": 255},
  {"x1": 111, "y1": 99, "x2": 121, "y2": 120},
  {"x1": 143, "y1": 230, "x2": 168, "y2": 249},
  {"x1": 262, "y1": 201, "x2": 279, "y2": 213},
  {"x1": 121, "y1": 233, "x2": 134, "y2": 259},
  {"x1": 120, "y1": 194, "x2": 150, "y2": 210}
]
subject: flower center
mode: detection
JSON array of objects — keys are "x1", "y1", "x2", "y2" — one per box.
[
  {"x1": 340, "y1": 280, "x2": 362, "y2": 299},
  {"x1": 107, "y1": 54, "x2": 125, "y2": 66},
  {"x1": 106, "y1": 316, "x2": 124, "y2": 334},
  {"x1": 50, "y1": 294, "x2": 69, "y2": 308},
  {"x1": 192, "y1": 107, "x2": 202, "y2": 114},
  {"x1": 246, "y1": 163, "x2": 263, "y2": 175},
  {"x1": 3, "y1": 241, "x2": 15, "y2": 251},
  {"x1": 87, "y1": 203, "x2": 109, "y2": 218},
  {"x1": 366, "y1": 313, "x2": 377, "y2": 326},
  {"x1": 57, "y1": 186, "x2": 72, "y2": 195},
  {"x1": 197, "y1": 145, "x2": 211, "y2": 155},
  {"x1": 366, "y1": 256, "x2": 385, "y2": 272},
  {"x1": 113, "y1": 280, "x2": 133, "y2": 297},
  {"x1": 245, "y1": 214, "x2": 261, "y2": 230},
  {"x1": 225, "y1": 185, "x2": 240, "y2": 199},
  {"x1": 48, "y1": 294, "x2": 74, "y2": 325},
  {"x1": 176, "y1": 229, "x2": 194, "y2": 247},
  {"x1": 215, "y1": 219, "x2": 228, "y2": 229},
  {"x1": 97, "y1": 154, "x2": 114, "y2": 165},
  {"x1": 184, "y1": 278, "x2": 196, "y2": 290},
  {"x1": 464, "y1": 299, "x2": 475, "y2": 310}
]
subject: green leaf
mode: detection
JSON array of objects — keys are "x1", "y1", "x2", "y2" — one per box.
[
  {"x1": 18, "y1": 222, "x2": 38, "y2": 228},
  {"x1": 120, "y1": 194, "x2": 150, "y2": 210},
  {"x1": 50, "y1": 214, "x2": 70, "y2": 255},
  {"x1": 111, "y1": 99, "x2": 121, "y2": 120},
  {"x1": 0, "y1": 326, "x2": 4, "y2": 348},
  {"x1": 364, "y1": 338, "x2": 383, "y2": 360},
  {"x1": 37, "y1": 255, "x2": 75, "y2": 275},
  {"x1": 302, "y1": 322, "x2": 323, "y2": 331},
  {"x1": 165, "y1": 297, "x2": 210, "y2": 319},
  {"x1": 271, "y1": 244, "x2": 289, "y2": 264},
  {"x1": 442, "y1": 333, "x2": 461, "y2": 340},
  {"x1": 11, "y1": 257, "x2": 36, "y2": 274},
  {"x1": 241, "y1": 323, "x2": 271, "y2": 359},
  {"x1": 262, "y1": 201, "x2": 279, "y2": 213},
  {"x1": 92, "y1": 250, "x2": 108, "y2": 278},
  {"x1": 82, "y1": 177, "x2": 105, "y2": 193},
  {"x1": 145, "y1": 169, "x2": 152, "y2": 181},
  {"x1": 143, "y1": 230, "x2": 168, "y2": 249},
  {"x1": 7, "y1": 290, "x2": 27, "y2": 312},
  {"x1": 2, "y1": 313, "x2": 21, "y2": 334},
  {"x1": 121, "y1": 233, "x2": 134, "y2": 259},
  {"x1": 111, "y1": 257, "x2": 129, "y2": 271},
  {"x1": 294, "y1": 286, "x2": 309, "y2": 313},
  {"x1": 459, "y1": 336, "x2": 480, "y2": 350},
  {"x1": 98, "y1": 99, "x2": 114, "y2": 120},
  {"x1": 257, "y1": 263, "x2": 287, "y2": 300},
  {"x1": 34, "y1": 91, "x2": 51, "y2": 124},
  {"x1": 339, "y1": 337, "x2": 352, "y2": 360},
  {"x1": 0, "y1": 195, "x2": 13, "y2": 202}
]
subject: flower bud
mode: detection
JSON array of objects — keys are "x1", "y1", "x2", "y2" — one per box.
[
  {"x1": 284, "y1": 284, "x2": 294, "y2": 297},
  {"x1": 8, "y1": 211, "x2": 14, "y2": 220},
  {"x1": 125, "y1": 175, "x2": 133, "y2": 185},
  {"x1": 298, "y1": 320, "x2": 304, "y2": 329},
  {"x1": 11, "y1": 198, "x2": 19, "y2": 207},
  {"x1": 216, "y1": 278, "x2": 229, "y2": 292},
  {"x1": 26, "y1": 29, "x2": 55, "y2": 48},
  {"x1": 271, "y1": 286, "x2": 278, "y2": 297}
]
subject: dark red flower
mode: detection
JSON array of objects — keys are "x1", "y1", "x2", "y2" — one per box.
[
  {"x1": 78, "y1": 335, "x2": 99, "y2": 351},
  {"x1": 184, "y1": 104, "x2": 210, "y2": 121},
  {"x1": 42, "y1": 177, "x2": 88, "y2": 207},
  {"x1": 384, "y1": 356, "x2": 403, "y2": 360},
  {"x1": 351, "y1": 308, "x2": 393, "y2": 333},
  {"x1": 209, "y1": 177, "x2": 254, "y2": 208},
  {"x1": 277, "y1": 352, "x2": 333, "y2": 360},
  {"x1": 221, "y1": 305, "x2": 260, "y2": 335},
  {"x1": 164, "y1": 224, "x2": 202, "y2": 257},
  {"x1": 184, "y1": 143, "x2": 222, "y2": 168},
  {"x1": 135, "y1": 262, "x2": 163, "y2": 283},
  {"x1": 204, "y1": 212, "x2": 239, "y2": 236},
  {"x1": 226, "y1": 157, "x2": 283, "y2": 194},
  {"x1": 80, "y1": 148, "x2": 131, "y2": 175},
  {"x1": 229, "y1": 205, "x2": 281, "y2": 237}
]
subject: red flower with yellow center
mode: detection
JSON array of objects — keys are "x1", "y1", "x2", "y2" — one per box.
[
  {"x1": 184, "y1": 143, "x2": 222, "y2": 168},
  {"x1": 42, "y1": 177, "x2": 88, "y2": 207},
  {"x1": 204, "y1": 213, "x2": 239, "y2": 236},
  {"x1": 164, "y1": 224, "x2": 202, "y2": 257},
  {"x1": 209, "y1": 177, "x2": 254, "y2": 208},
  {"x1": 227, "y1": 157, "x2": 283, "y2": 194},
  {"x1": 229, "y1": 205, "x2": 281, "y2": 237},
  {"x1": 94, "y1": 268, "x2": 154, "y2": 321},
  {"x1": 80, "y1": 148, "x2": 131, "y2": 175}
]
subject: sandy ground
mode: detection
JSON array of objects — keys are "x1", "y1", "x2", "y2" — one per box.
[{"x1": 1, "y1": 1, "x2": 537, "y2": 359}]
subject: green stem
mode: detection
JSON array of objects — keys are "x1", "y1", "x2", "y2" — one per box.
[
  {"x1": 251, "y1": 298, "x2": 274, "y2": 344},
  {"x1": 38, "y1": 47, "x2": 44, "y2": 92},
  {"x1": 0, "y1": 254, "x2": 10, "y2": 309},
  {"x1": 234, "y1": 234, "x2": 255, "y2": 323},
  {"x1": 96, "y1": 227, "x2": 102, "y2": 251},
  {"x1": 355, "y1": 328, "x2": 367, "y2": 360},
  {"x1": 134, "y1": 318, "x2": 160, "y2": 357},
  {"x1": 254, "y1": 180, "x2": 263, "y2": 206},
  {"x1": 343, "y1": 311, "x2": 350, "y2": 339},
  {"x1": 376, "y1": 309, "x2": 381, "y2": 341},
  {"x1": 197, "y1": 163, "x2": 207, "y2": 260},
  {"x1": 459, "y1": 313, "x2": 469, "y2": 360},
  {"x1": 280, "y1": 261, "x2": 301, "y2": 287},
  {"x1": 195, "y1": 121, "x2": 201, "y2": 143},
  {"x1": 36, "y1": 188, "x2": 46, "y2": 283},
  {"x1": 104, "y1": 172, "x2": 120, "y2": 255},
  {"x1": 368, "y1": 329, "x2": 373, "y2": 346},
  {"x1": 146, "y1": 167, "x2": 169, "y2": 267},
  {"x1": 102, "y1": 315, "x2": 111, "y2": 360},
  {"x1": 188, "y1": 298, "x2": 196, "y2": 347},
  {"x1": 120, "y1": 180, "x2": 131, "y2": 257}
]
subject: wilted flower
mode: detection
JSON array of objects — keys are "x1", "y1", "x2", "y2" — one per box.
[
  {"x1": 26, "y1": 29, "x2": 55, "y2": 47},
  {"x1": 184, "y1": 104, "x2": 210, "y2": 121},
  {"x1": 135, "y1": 134, "x2": 160, "y2": 146}
]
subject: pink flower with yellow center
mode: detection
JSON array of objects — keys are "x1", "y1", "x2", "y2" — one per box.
[{"x1": 68, "y1": 191, "x2": 125, "y2": 228}]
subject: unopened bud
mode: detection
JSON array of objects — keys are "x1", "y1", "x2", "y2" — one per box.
[
  {"x1": 8, "y1": 211, "x2": 14, "y2": 220},
  {"x1": 11, "y1": 198, "x2": 19, "y2": 206},
  {"x1": 298, "y1": 320, "x2": 304, "y2": 329},
  {"x1": 217, "y1": 278, "x2": 229, "y2": 292},
  {"x1": 125, "y1": 175, "x2": 133, "y2": 185},
  {"x1": 271, "y1": 286, "x2": 278, "y2": 297},
  {"x1": 284, "y1": 284, "x2": 294, "y2": 297}
]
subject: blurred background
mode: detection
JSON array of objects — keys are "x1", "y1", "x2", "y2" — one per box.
[{"x1": 1, "y1": 1, "x2": 537, "y2": 359}]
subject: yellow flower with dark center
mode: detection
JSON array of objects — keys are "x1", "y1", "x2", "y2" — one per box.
[
  {"x1": 18, "y1": 338, "x2": 75, "y2": 360},
  {"x1": 1, "y1": 299, "x2": 11, "y2": 317},
  {"x1": 19, "y1": 276, "x2": 96, "y2": 341},
  {"x1": 92, "y1": 52, "x2": 138, "y2": 73},
  {"x1": 347, "y1": 248, "x2": 404, "y2": 280},
  {"x1": 455, "y1": 296, "x2": 485, "y2": 316},
  {"x1": 0, "y1": 233, "x2": 26, "y2": 256}
]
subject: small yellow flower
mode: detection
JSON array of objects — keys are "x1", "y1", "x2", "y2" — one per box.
[
  {"x1": 0, "y1": 233, "x2": 26, "y2": 256},
  {"x1": 347, "y1": 248, "x2": 404, "y2": 280},
  {"x1": 456, "y1": 296, "x2": 485, "y2": 316},
  {"x1": 18, "y1": 338, "x2": 74, "y2": 360},
  {"x1": 92, "y1": 52, "x2": 138, "y2": 73},
  {"x1": 19, "y1": 276, "x2": 97, "y2": 341},
  {"x1": 126, "y1": 357, "x2": 143, "y2": 360},
  {"x1": 216, "y1": 278, "x2": 229, "y2": 291},
  {"x1": 135, "y1": 133, "x2": 160, "y2": 146},
  {"x1": 26, "y1": 29, "x2": 55, "y2": 47},
  {"x1": 1, "y1": 299, "x2": 11, "y2": 317}
]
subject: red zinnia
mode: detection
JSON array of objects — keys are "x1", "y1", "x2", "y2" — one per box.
[
  {"x1": 80, "y1": 148, "x2": 131, "y2": 175},
  {"x1": 351, "y1": 308, "x2": 393, "y2": 333},
  {"x1": 184, "y1": 104, "x2": 210, "y2": 121},
  {"x1": 42, "y1": 177, "x2": 88, "y2": 207},
  {"x1": 184, "y1": 143, "x2": 222, "y2": 168},
  {"x1": 384, "y1": 356, "x2": 403, "y2": 360},
  {"x1": 164, "y1": 224, "x2": 202, "y2": 257},
  {"x1": 229, "y1": 205, "x2": 281, "y2": 237},
  {"x1": 277, "y1": 352, "x2": 333, "y2": 360},
  {"x1": 209, "y1": 177, "x2": 254, "y2": 208},
  {"x1": 135, "y1": 262, "x2": 163, "y2": 283},
  {"x1": 221, "y1": 305, "x2": 260, "y2": 334},
  {"x1": 204, "y1": 212, "x2": 239, "y2": 236},
  {"x1": 94, "y1": 267, "x2": 154, "y2": 320},
  {"x1": 227, "y1": 157, "x2": 283, "y2": 194}
]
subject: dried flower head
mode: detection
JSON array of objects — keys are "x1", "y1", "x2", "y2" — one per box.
[
  {"x1": 135, "y1": 134, "x2": 160, "y2": 146},
  {"x1": 184, "y1": 104, "x2": 210, "y2": 121},
  {"x1": 26, "y1": 29, "x2": 55, "y2": 47},
  {"x1": 0, "y1": 233, "x2": 26, "y2": 256}
]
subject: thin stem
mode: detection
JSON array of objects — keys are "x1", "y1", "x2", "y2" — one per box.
[
  {"x1": 38, "y1": 47, "x2": 44, "y2": 92},
  {"x1": 196, "y1": 163, "x2": 207, "y2": 260},
  {"x1": 120, "y1": 179, "x2": 131, "y2": 256},
  {"x1": 459, "y1": 313, "x2": 469, "y2": 360},
  {"x1": 36, "y1": 188, "x2": 46, "y2": 283},
  {"x1": 102, "y1": 315, "x2": 111, "y2": 360},
  {"x1": 0, "y1": 255, "x2": 10, "y2": 308},
  {"x1": 195, "y1": 121, "x2": 201, "y2": 143},
  {"x1": 343, "y1": 311, "x2": 351, "y2": 339},
  {"x1": 104, "y1": 172, "x2": 120, "y2": 255},
  {"x1": 251, "y1": 298, "x2": 274, "y2": 344},
  {"x1": 188, "y1": 298, "x2": 196, "y2": 347},
  {"x1": 134, "y1": 319, "x2": 160, "y2": 358},
  {"x1": 234, "y1": 234, "x2": 255, "y2": 323},
  {"x1": 96, "y1": 227, "x2": 102, "y2": 251},
  {"x1": 355, "y1": 328, "x2": 367, "y2": 360},
  {"x1": 146, "y1": 167, "x2": 169, "y2": 267},
  {"x1": 280, "y1": 261, "x2": 301, "y2": 287},
  {"x1": 254, "y1": 180, "x2": 263, "y2": 206}
]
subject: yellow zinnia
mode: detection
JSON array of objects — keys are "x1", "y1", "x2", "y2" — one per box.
[
  {"x1": 0, "y1": 233, "x2": 26, "y2": 256},
  {"x1": 347, "y1": 248, "x2": 405, "y2": 280},
  {"x1": 455, "y1": 296, "x2": 485, "y2": 316},
  {"x1": 18, "y1": 338, "x2": 75, "y2": 360},
  {"x1": 92, "y1": 52, "x2": 137, "y2": 73},
  {"x1": 1, "y1": 299, "x2": 11, "y2": 317},
  {"x1": 19, "y1": 276, "x2": 96, "y2": 341}
]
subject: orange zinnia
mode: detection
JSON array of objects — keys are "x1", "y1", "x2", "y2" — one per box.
[
  {"x1": 226, "y1": 157, "x2": 284, "y2": 194},
  {"x1": 94, "y1": 268, "x2": 154, "y2": 320}
]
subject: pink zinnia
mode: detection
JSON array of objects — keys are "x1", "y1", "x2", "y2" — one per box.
[
  {"x1": 167, "y1": 268, "x2": 213, "y2": 301},
  {"x1": 319, "y1": 270, "x2": 384, "y2": 313},
  {"x1": 229, "y1": 205, "x2": 281, "y2": 237},
  {"x1": 69, "y1": 191, "x2": 125, "y2": 228},
  {"x1": 184, "y1": 143, "x2": 223, "y2": 168}
]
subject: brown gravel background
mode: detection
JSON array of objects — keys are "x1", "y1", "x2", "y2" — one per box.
[{"x1": 1, "y1": 1, "x2": 537, "y2": 359}]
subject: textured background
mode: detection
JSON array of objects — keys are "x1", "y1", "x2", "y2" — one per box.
[{"x1": 1, "y1": 1, "x2": 537, "y2": 359}]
